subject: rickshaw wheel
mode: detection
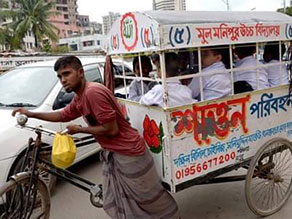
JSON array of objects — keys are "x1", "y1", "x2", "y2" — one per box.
[{"x1": 245, "y1": 137, "x2": 292, "y2": 217}]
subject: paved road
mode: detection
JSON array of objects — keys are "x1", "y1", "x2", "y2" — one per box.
[{"x1": 50, "y1": 155, "x2": 292, "y2": 219}]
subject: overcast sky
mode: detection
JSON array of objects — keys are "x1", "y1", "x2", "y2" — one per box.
[{"x1": 78, "y1": 0, "x2": 287, "y2": 23}]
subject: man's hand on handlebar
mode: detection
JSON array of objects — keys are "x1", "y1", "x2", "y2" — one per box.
[
  {"x1": 11, "y1": 108, "x2": 32, "y2": 117},
  {"x1": 66, "y1": 124, "x2": 82, "y2": 135}
]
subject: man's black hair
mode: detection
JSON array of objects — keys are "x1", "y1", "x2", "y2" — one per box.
[
  {"x1": 165, "y1": 52, "x2": 179, "y2": 77},
  {"x1": 150, "y1": 53, "x2": 160, "y2": 63},
  {"x1": 54, "y1": 55, "x2": 83, "y2": 72},
  {"x1": 153, "y1": 52, "x2": 179, "y2": 77},
  {"x1": 202, "y1": 46, "x2": 230, "y2": 69},
  {"x1": 234, "y1": 44, "x2": 256, "y2": 58},
  {"x1": 132, "y1": 55, "x2": 153, "y2": 72},
  {"x1": 264, "y1": 42, "x2": 285, "y2": 61}
]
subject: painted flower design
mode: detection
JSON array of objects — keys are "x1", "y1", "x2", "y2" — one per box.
[{"x1": 143, "y1": 115, "x2": 164, "y2": 153}]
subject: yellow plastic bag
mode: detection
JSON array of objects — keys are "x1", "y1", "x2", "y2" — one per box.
[{"x1": 52, "y1": 133, "x2": 76, "y2": 169}]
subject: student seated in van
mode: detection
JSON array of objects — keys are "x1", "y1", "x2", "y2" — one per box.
[
  {"x1": 263, "y1": 42, "x2": 289, "y2": 87},
  {"x1": 140, "y1": 52, "x2": 196, "y2": 107},
  {"x1": 233, "y1": 44, "x2": 269, "y2": 90},
  {"x1": 128, "y1": 56, "x2": 157, "y2": 102},
  {"x1": 188, "y1": 46, "x2": 231, "y2": 101},
  {"x1": 177, "y1": 51, "x2": 198, "y2": 86}
]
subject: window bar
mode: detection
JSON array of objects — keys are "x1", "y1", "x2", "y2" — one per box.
[
  {"x1": 279, "y1": 41, "x2": 283, "y2": 85},
  {"x1": 256, "y1": 42, "x2": 259, "y2": 90},
  {"x1": 122, "y1": 56, "x2": 128, "y2": 99},
  {"x1": 138, "y1": 54, "x2": 145, "y2": 96},
  {"x1": 229, "y1": 45, "x2": 234, "y2": 95},
  {"x1": 198, "y1": 47, "x2": 204, "y2": 101},
  {"x1": 160, "y1": 52, "x2": 169, "y2": 108},
  {"x1": 290, "y1": 41, "x2": 292, "y2": 82}
]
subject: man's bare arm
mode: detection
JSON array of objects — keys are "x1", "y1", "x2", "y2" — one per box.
[
  {"x1": 12, "y1": 108, "x2": 63, "y2": 122},
  {"x1": 66, "y1": 120, "x2": 119, "y2": 137}
]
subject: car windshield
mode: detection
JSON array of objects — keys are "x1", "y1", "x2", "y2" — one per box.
[{"x1": 0, "y1": 66, "x2": 58, "y2": 107}]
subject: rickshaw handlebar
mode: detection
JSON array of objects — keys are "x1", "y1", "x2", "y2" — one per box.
[{"x1": 15, "y1": 114, "x2": 68, "y2": 137}]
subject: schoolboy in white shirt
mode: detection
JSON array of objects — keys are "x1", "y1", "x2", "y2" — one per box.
[
  {"x1": 234, "y1": 44, "x2": 269, "y2": 90},
  {"x1": 263, "y1": 42, "x2": 289, "y2": 87},
  {"x1": 128, "y1": 56, "x2": 157, "y2": 102},
  {"x1": 188, "y1": 47, "x2": 231, "y2": 101},
  {"x1": 140, "y1": 53, "x2": 196, "y2": 107}
]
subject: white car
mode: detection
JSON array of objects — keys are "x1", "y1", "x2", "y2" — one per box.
[{"x1": 0, "y1": 57, "x2": 133, "y2": 190}]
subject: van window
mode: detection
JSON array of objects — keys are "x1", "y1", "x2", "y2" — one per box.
[
  {"x1": 84, "y1": 66, "x2": 102, "y2": 83},
  {"x1": 113, "y1": 63, "x2": 134, "y2": 88}
]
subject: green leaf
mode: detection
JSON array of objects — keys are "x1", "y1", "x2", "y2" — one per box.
[
  {"x1": 150, "y1": 145, "x2": 162, "y2": 154},
  {"x1": 159, "y1": 122, "x2": 164, "y2": 146}
]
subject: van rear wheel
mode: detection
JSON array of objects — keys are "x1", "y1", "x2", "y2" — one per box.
[{"x1": 245, "y1": 138, "x2": 292, "y2": 216}]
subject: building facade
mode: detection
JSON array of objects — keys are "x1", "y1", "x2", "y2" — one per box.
[
  {"x1": 79, "y1": 15, "x2": 90, "y2": 35},
  {"x1": 102, "y1": 12, "x2": 120, "y2": 35},
  {"x1": 153, "y1": 0, "x2": 186, "y2": 11},
  {"x1": 0, "y1": 0, "x2": 98, "y2": 51},
  {"x1": 79, "y1": 16, "x2": 102, "y2": 36},
  {"x1": 58, "y1": 34, "x2": 106, "y2": 52},
  {"x1": 79, "y1": 15, "x2": 90, "y2": 28},
  {"x1": 45, "y1": 0, "x2": 83, "y2": 39},
  {"x1": 89, "y1": 22, "x2": 103, "y2": 35}
]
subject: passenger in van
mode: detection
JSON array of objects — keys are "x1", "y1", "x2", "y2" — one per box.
[
  {"x1": 263, "y1": 42, "x2": 289, "y2": 87},
  {"x1": 140, "y1": 52, "x2": 196, "y2": 107},
  {"x1": 178, "y1": 51, "x2": 197, "y2": 86},
  {"x1": 188, "y1": 47, "x2": 231, "y2": 101},
  {"x1": 128, "y1": 56, "x2": 157, "y2": 101},
  {"x1": 233, "y1": 44, "x2": 269, "y2": 90},
  {"x1": 178, "y1": 51, "x2": 191, "y2": 74}
]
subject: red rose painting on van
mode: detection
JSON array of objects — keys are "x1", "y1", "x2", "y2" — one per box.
[{"x1": 143, "y1": 115, "x2": 164, "y2": 154}]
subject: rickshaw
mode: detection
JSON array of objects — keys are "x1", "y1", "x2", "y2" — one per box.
[{"x1": 107, "y1": 11, "x2": 292, "y2": 217}]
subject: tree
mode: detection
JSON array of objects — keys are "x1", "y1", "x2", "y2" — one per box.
[
  {"x1": 277, "y1": 6, "x2": 292, "y2": 17},
  {"x1": 42, "y1": 41, "x2": 52, "y2": 53},
  {"x1": 53, "y1": 45, "x2": 70, "y2": 54},
  {"x1": 0, "y1": 28, "x2": 6, "y2": 45},
  {"x1": 0, "y1": 0, "x2": 58, "y2": 50},
  {"x1": 0, "y1": 27, "x2": 21, "y2": 50},
  {"x1": 0, "y1": 0, "x2": 9, "y2": 9}
]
